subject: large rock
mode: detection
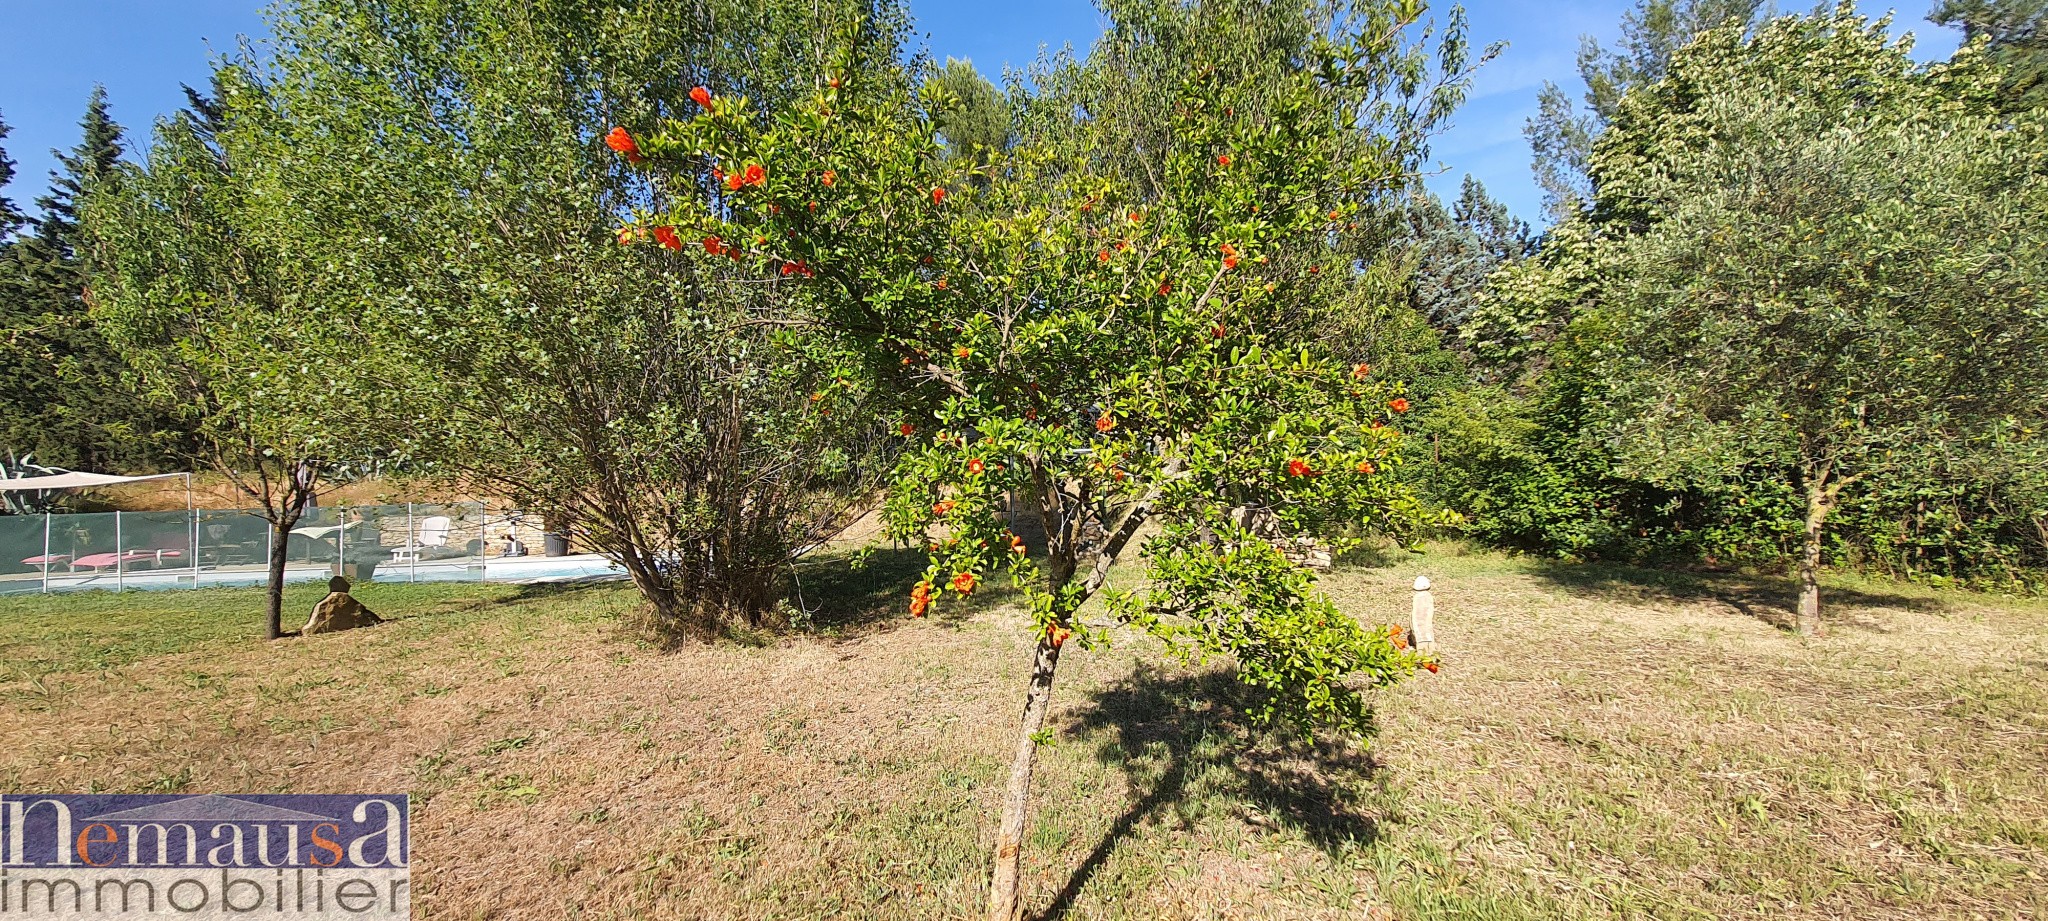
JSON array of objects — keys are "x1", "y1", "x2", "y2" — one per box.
[{"x1": 302, "y1": 576, "x2": 383, "y2": 636}]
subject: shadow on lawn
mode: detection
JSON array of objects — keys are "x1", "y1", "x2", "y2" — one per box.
[
  {"x1": 1525, "y1": 558, "x2": 1946, "y2": 631},
  {"x1": 1038, "y1": 665, "x2": 1383, "y2": 919},
  {"x1": 789, "y1": 545, "x2": 985, "y2": 634}
]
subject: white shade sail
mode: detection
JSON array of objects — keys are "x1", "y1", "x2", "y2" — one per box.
[{"x1": 0, "y1": 471, "x2": 188, "y2": 491}]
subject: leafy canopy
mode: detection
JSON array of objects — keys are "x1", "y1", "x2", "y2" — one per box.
[{"x1": 619, "y1": 0, "x2": 1469, "y2": 728}]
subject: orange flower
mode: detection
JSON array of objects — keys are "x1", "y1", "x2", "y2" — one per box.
[
  {"x1": 1212, "y1": 324, "x2": 1227, "y2": 339},
  {"x1": 1309, "y1": 265, "x2": 1321, "y2": 275},
  {"x1": 1220, "y1": 242, "x2": 1239, "y2": 259},
  {"x1": 1097, "y1": 250, "x2": 1110, "y2": 262},
  {"x1": 690, "y1": 85, "x2": 713, "y2": 109},
  {"x1": 967, "y1": 458, "x2": 985, "y2": 475},
  {"x1": 931, "y1": 187, "x2": 947, "y2": 204},
  {"x1": 742, "y1": 163, "x2": 765, "y2": 186},
  {"x1": 1216, "y1": 154, "x2": 1231, "y2": 166},
  {"x1": 1009, "y1": 534, "x2": 1027, "y2": 554},
  {"x1": 1355, "y1": 460, "x2": 1375, "y2": 475},
  {"x1": 701, "y1": 235, "x2": 725, "y2": 256},
  {"x1": 1328, "y1": 209, "x2": 1341, "y2": 220},
  {"x1": 1128, "y1": 211, "x2": 1142, "y2": 223},
  {"x1": 822, "y1": 169, "x2": 837, "y2": 186},
  {"x1": 951, "y1": 571, "x2": 978, "y2": 594},
  {"x1": 1423, "y1": 661, "x2": 1439, "y2": 674},
  {"x1": 1286, "y1": 458, "x2": 1313, "y2": 478},
  {"x1": 652, "y1": 225, "x2": 682, "y2": 250},
  {"x1": 1157, "y1": 281, "x2": 1172, "y2": 296},
  {"x1": 1388, "y1": 398, "x2": 1410, "y2": 413},
  {"x1": 616, "y1": 227, "x2": 636, "y2": 246},
  {"x1": 603, "y1": 127, "x2": 644, "y2": 163},
  {"x1": 899, "y1": 423, "x2": 915, "y2": 436},
  {"x1": 1352, "y1": 363, "x2": 1371, "y2": 380},
  {"x1": 932, "y1": 499, "x2": 956, "y2": 516},
  {"x1": 909, "y1": 581, "x2": 932, "y2": 617},
  {"x1": 725, "y1": 172, "x2": 745, "y2": 191},
  {"x1": 1048, "y1": 625, "x2": 1072, "y2": 648},
  {"x1": 1390, "y1": 625, "x2": 1408, "y2": 650},
  {"x1": 1095, "y1": 411, "x2": 1115, "y2": 433},
  {"x1": 955, "y1": 345, "x2": 971, "y2": 359},
  {"x1": 1223, "y1": 256, "x2": 1238, "y2": 270},
  {"x1": 934, "y1": 278, "x2": 949, "y2": 290}
]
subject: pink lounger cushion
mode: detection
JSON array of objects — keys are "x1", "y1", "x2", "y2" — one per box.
[{"x1": 69, "y1": 549, "x2": 184, "y2": 571}]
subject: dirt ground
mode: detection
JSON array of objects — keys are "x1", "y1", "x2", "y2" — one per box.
[{"x1": 1, "y1": 551, "x2": 2043, "y2": 920}]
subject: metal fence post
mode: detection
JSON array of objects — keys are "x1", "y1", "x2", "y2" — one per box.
[
  {"x1": 479, "y1": 501, "x2": 489, "y2": 584},
  {"x1": 115, "y1": 510, "x2": 124, "y2": 593},
  {"x1": 40, "y1": 511, "x2": 51, "y2": 594},
  {"x1": 190, "y1": 508, "x2": 200, "y2": 585},
  {"x1": 337, "y1": 505, "x2": 348, "y2": 578},
  {"x1": 407, "y1": 502, "x2": 417, "y2": 583}
]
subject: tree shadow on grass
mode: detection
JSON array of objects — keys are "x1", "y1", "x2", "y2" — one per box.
[
  {"x1": 1035, "y1": 665, "x2": 1384, "y2": 919},
  {"x1": 789, "y1": 545, "x2": 991, "y2": 635},
  {"x1": 1525, "y1": 558, "x2": 1946, "y2": 632}
]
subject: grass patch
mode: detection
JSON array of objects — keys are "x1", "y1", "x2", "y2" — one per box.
[
  {"x1": 0, "y1": 581, "x2": 520, "y2": 690},
  {"x1": 1, "y1": 554, "x2": 2043, "y2": 918}
]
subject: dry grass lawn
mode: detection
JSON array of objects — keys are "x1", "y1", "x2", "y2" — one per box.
[{"x1": 1, "y1": 550, "x2": 2043, "y2": 920}]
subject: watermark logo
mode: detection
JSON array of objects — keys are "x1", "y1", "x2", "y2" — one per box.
[{"x1": 0, "y1": 794, "x2": 407, "y2": 918}]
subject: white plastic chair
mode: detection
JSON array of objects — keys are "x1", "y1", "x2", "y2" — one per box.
[{"x1": 389, "y1": 515, "x2": 452, "y2": 563}]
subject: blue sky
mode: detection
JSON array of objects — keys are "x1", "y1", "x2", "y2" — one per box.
[{"x1": 1, "y1": 1, "x2": 1962, "y2": 226}]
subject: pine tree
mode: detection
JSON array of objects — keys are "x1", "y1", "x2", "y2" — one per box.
[
  {"x1": 0, "y1": 87, "x2": 166, "y2": 472},
  {"x1": 0, "y1": 112, "x2": 26, "y2": 246}
]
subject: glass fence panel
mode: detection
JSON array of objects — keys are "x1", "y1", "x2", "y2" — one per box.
[
  {"x1": 0, "y1": 513, "x2": 55, "y2": 595},
  {"x1": 389, "y1": 502, "x2": 486, "y2": 583},
  {"x1": 1, "y1": 502, "x2": 619, "y2": 594},
  {"x1": 196, "y1": 509, "x2": 271, "y2": 580},
  {"x1": 32, "y1": 511, "x2": 118, "y2": 592},
  {"x1": 116, "y1": 510, "x2": 199, "y2": 590},
  {"x1": 284, "y1": 506, "x2": 344, "y2": 573}
]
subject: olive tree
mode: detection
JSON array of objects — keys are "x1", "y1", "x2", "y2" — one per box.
[{"x1": 1571, "y1": 12, "x2": 2048, "y2": 633}]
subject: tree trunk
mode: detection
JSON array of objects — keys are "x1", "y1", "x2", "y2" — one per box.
[
  {"x1": 265, "y1": 518, "x2": 293, "y2": 640},
  {"x1": 1796, "y1": 483, "x2": 1831, "y2": 637},
  {"x1": 987, "y1": 633, "x2": 1064, "y2": 921},
  {"x1": 985, "y1": 461, "x2": 1172, "y2": 920}
]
